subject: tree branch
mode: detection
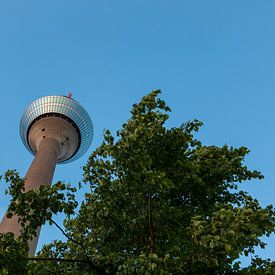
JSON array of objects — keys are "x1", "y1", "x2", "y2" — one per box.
[
  {"x1": 26, "y1": 257, "x2": 89, "y2": 264},
  {"x1": 148, "y1": 192, "x2": 155, "y2": 253},
  {"x1": 26, "y1": 256, "x2": 106, "y2": 274},
  {"x1": 50, "y1": 219, "x2": 84, "y2": 252},
  {"x1": 49, "y1": 219, "x2": 105, "y2": 274}
]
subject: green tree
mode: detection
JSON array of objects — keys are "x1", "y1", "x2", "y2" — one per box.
[{"x1": 1, "y1": 90, "x2": 275, "y2": 274}]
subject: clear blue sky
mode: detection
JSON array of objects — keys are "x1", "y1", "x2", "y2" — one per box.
[{"x1": 0, "y1": 0, "x2": 274, "y2": 265}]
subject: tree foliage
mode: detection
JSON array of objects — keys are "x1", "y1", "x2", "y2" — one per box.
[{"x1": 0, "y1": 90, "x2": 275, "y2": 274}]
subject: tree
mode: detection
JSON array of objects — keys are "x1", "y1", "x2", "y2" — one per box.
[{"x1": 1, "y1": 90, "x2": 275, "y2": 274}]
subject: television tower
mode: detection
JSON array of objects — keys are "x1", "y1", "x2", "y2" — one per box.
[{"x1": 0, "y1": 95, "x2": 93, "y2": 255}]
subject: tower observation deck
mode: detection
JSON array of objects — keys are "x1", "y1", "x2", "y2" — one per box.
[{"x1": 0, "y1": 95, "x2": 93, "y2": 255}]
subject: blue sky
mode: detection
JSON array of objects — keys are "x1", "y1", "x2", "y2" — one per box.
[{"x1": 0, "y1": 0, "x2": 274, "y2": 265}]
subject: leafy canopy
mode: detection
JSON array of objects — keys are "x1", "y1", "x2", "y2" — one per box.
[{"x1": 0, "y1": 90, "x2": 275, "y2": 274}]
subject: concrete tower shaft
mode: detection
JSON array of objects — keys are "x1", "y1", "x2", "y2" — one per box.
[
  {"x1": 0, "y1": 136, "x2": 61, "y2": 255},
  {"x1": 0, "y1": 95, "x2": 93, "y2": 256}
]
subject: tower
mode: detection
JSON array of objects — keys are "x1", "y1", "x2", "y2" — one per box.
[{"x1": 0, "y1": 95, "x2": 93, "y2": 255}]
